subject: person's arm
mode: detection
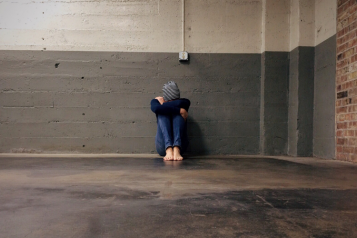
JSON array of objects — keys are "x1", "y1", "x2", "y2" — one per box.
[
  {"x1": 178, "y1": 99, "x2": 190, "y2": 121},
  {"x1": 180, "y1": 108, "x2": 188, "y2": 121},
  {"x1": 151, "y1": 99, "x2": 181, "y2": 115},
  {"x1": 177, "y1": 98, "x2": 190, "y2": 112}
]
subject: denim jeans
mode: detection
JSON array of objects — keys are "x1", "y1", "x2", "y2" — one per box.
[{"x1": 155, "y1": 114, "x2": 189, "y2": 156}]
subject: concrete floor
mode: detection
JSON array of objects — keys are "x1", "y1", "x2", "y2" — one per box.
[{"x1": 1, "y1": 155, "x2": 357, "y2": 238}]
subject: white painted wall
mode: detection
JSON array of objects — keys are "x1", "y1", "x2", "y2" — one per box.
[
  {"x1": 263, "y1": 0, "x2": 290, "y2": 52},
  {"x1": 0, "y1": 0, "x2": 263, "y2": 53},
  {"x1": 185, "y1": 0, "x2": 262, "y2": 53},
  {"x1": 289, "y1": 0, "x2": 300, "y2": 51},
  {"x1": 315, "y1": 0, "x2": 337, "y2": 45},
  {"x1": 0, "y1": 0, "x2": 182, "y2": 52},
  {"x1": 299, "y1": 0, "x2": 315, "y2": 47},
  {"x1": 289, "y1": 0, "x2": 315, "y2": 51},
  {"x1": 0, "y1": 0, "x2": 337, "y2": 53}
]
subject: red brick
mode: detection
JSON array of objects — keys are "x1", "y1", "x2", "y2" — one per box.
[
  {"x1": 337, "y1": 0, "x2": 357, "y2": 163},
  {"x1": 349, "y1": 10, "x2": 357, "y2": 23},
  {"x1": 346, "y1": 129, "x2": 355, "y2": 136},
  {"x1": 338, "y1": 43, "x2": 348, "y2": 53},
  {"x1": 346, "y1": 113, "x2": 352, "y2": 120},
  {"x1": 338, "y1": 29, "x2": 345, "y2": 38},
  {"x1": 348, "y1": 2, "x2": 357, "y2": 14},
  {"x1": 351, "y1": 154, "x2": 357, "y2": 163},
  {"x1": 351, "y1": 54, "x2": 357, "y2": 63},
  {"x1": 353, "y1": 96, "x2": 357, "y2": 103},
  {"x1": 338, "y1": 58, "x2": 349, "y2": 68},
  {"x1": 349, "y1": 39, "x2": 357, "y2": 48},
  {"x1": 343, "y1": 146, "x2": 354, "y2": 153},
  {"x1": 338, "y1": 5, "x2": 346, "y2": 16},
  {"x1": 346, "y1": 48, "x2": 355, "y2": 58},
  {"x1": 338, "y1": 0, "x2": 349, "y2": 7},
  {"x1": 350, "y1": 62, "x2": 357, "y2": 73},
  {"x1": 337, "y1": 107, "x2": 348, "y2": 113},
  {"x1": 351, "y1": 113, "x2": 357, "y2": 121},
  {"x1": 349, "y1": 88, "x2": 357, "y2": 96},
  {"x1": 337, "y1": 138, "x2": 347, "y2": 145},
  {"x1": 349, "y1": 138, "x2": 357, "y2": 145},
  {"x1": 337, "y1": 122, "x2": 348, "y2": 129},
  {"x1": 341, "y1": 98, "x2": 349, "y2": 106},
  {"x1": 338, "y1": 14, "x2": 347, "y2": 24},
  {"x1": 350, "y1": 22, "x2": 357, "y2": 32},
  {"x1": 337, "y1": 153, "x2": 348, "y2": 161},
  {"x1": 347, "y1": 155, "x2": 353, "y2": 162},
  {"x1": 338, "y1": 114, "x2": 346, "y2": 121},
  {"x1": 337, "y1": 130, "x2": 344, "y2": 137},
  {"x1": 350, "y1": 30, "x2": 357, "y2": 39},
  {"x1": 337, "y1": 68, "x2": 343, "y2": 76},
  {"x1": 348, "y1": 70, "x2": 357, "y2": 79},
  {"x1": 344, "y1": 66, "x2": 349, "y2": 74},
  {"x1": 350, "y1": 121, "x2": 357, "y2": 128},
  {"x1": 352, "y1": 113, "x2": 357, "y2": 120}
]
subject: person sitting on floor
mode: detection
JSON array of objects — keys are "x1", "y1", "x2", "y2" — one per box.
[{"x1": 150, "y1": 81, "x2": 190, "y2": 161}]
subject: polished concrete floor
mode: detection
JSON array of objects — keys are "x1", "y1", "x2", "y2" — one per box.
[{"x1": 1, "y1": 155, "x2": 357, "y2": 238}]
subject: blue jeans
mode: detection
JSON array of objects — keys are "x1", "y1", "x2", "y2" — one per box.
[{"x1": 155, "y1": 114, "x2": 189, "y2": 156}]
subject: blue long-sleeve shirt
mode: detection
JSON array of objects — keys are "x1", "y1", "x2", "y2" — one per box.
[{"x1": 151, "y1": 98, "x2": 190, "y2": 115}]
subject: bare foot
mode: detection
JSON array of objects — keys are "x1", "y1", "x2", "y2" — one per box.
[
  {"x1": 164, "y1": 147, "x2": 174, "y2": 161},
  {"x1": 173, "y1": 147, "x2": 183, "y2": 161}
]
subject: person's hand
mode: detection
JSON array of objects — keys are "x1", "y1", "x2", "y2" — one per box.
[
  {"x1": 155, "y1": 96, "x2": 165, "y2": 105},
  {"x1": 180, "y1": 108, "x2": 188, "y2": 121}
]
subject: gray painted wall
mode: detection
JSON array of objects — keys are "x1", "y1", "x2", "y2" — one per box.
[
  {"x1": 0, "y1": 51, "x2": 261, "y2": 154},
  {"x1": 0, "y1": 37, "x2": 336, "y2": 156},
  {"x1": 260, "y1": 52, "x2": 289, "y2": 155},
  {"x1": 288, "y1": 48, "x2": 299, "y2": 156},
  {"x1": 288, "y1": 47, "x2": 315, "y2": 157},
  {"x1": 313, "y1": 35, "x2": 336, "y2": 159}
]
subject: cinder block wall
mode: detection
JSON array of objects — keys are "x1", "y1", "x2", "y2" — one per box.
[
  {"x1": 336, "y1": 0, "x2": 357, "y2": 162},
  {"x1": 0, "y1": 0, "x2": 337, "y2": 157}
]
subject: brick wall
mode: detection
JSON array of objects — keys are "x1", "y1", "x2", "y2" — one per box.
[{"x1": 336, "y1": 0, "x2": 357, "y2": 162}]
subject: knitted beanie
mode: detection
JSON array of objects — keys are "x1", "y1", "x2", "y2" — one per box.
[{"x1": 162, "y1": 81, "x2": 180, "y2": 101}]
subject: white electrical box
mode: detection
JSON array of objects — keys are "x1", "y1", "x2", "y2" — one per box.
[{"x1": 179, "y1": 51, "x2": 189, "y2": 61}]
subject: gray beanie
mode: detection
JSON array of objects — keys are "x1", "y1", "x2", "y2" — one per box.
[{"x1": 162, "y1": 81, "x2": 180, "y2": 101}]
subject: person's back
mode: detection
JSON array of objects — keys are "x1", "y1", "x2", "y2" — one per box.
[{"x1": 150, "y1": 81, "x2": 190, "y2": 161}]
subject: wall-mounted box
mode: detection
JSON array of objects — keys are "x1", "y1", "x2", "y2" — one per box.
[{"x1": 179, "y1": 51, "x2": 189, "y2": 61}]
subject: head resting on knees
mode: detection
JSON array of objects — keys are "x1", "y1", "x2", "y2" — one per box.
[{"x1": 162, "y1": 81, "x2": 180, "y2": 101}]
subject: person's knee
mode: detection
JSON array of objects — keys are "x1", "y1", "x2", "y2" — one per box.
[
  {"x1": 157, "y1": 114, "x2": 171, "y2": 121},
  {"x1": 173, "y1": 114, "x2": 185, "y2": 126}
]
